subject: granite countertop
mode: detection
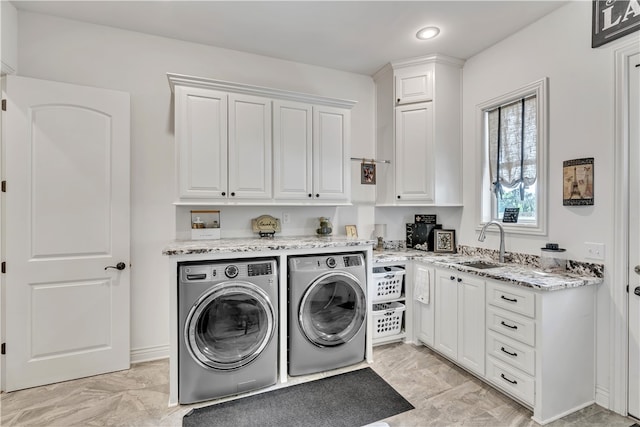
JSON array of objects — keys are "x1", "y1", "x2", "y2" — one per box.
[
  {"x1": 162, "y1": 236, "x2": 375, "y2": 256},
  {"x1": 373, "y1": 249, "x2": 603, "y2": 291}
]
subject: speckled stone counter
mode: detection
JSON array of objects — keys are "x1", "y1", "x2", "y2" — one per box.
[
  {"x1": 373, "y1": 249, "x2": 603, "y2": 291},
  {"x1": 162, "y1": 236, "x2": 375, "y2": 256}
]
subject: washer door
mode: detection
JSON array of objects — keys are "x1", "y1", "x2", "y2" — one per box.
[
  {"x1": 185, "y1": 282, "x2": 276, "y2": 370},
  {"x1": 299, "y1": 271, "x2": 366, "y2": 347}
]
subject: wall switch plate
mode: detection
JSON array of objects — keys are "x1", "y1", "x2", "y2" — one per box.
[
  {"x1": 282, "y1": 212, "x2": 291, "y2": 224},
  {"x1": 585, "y1": 242, "x2": 605, "y2": 260}
]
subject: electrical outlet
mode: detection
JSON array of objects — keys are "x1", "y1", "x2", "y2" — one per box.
[
  {"x1": 282, "y1": 212, "x2": 291, "y2": 224},
  {"x1": 585, "y1": 242, "x2": 605, "y2": 260}
]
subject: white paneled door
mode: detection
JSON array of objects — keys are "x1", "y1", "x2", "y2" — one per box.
[
  {"x1": 629, "y1": 52, "x2": 640, "y2": 420},
  {"x1": 2, "y1": 76, "x2": 130, "y2": 391}
]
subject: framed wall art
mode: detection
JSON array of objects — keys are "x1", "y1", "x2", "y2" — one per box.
[
  {"x1": 361, "y1": 161, "x2": 376, "y2": 185},
  {"x1": 434, "y1": 229, "x2": 456, "y2": 253},
  {"x1": 563, "y1": 157, "x2": 594, "y2": 206}
]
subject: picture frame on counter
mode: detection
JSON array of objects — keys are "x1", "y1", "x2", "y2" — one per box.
[
  {"x1": 191, "y1": 210, "x2": 221, "y2": 240},
  {"x1": 345, "y1": 225, "x2": 358, "y2": 238},
  {"x1": 434, "y1": 229, "x2": 456, "y2": 253}
]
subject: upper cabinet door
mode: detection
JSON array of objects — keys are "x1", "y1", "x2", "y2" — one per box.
[
  {"x1": 394, "y1": 65, "x2": 433, "y2": 105},
  {"x1": 395, "y1": 102, "x2": 434, "y2": 203},
  {"x1": 273, "y1": 100, "x2": 313, "y2": 200},
  {"x1": 228, "y1": 94, "x2": 272, "y2": 199},
  {"x1": 175, "y1": 86, "x2": 228, "y2": 199},
  {"x1": 313, "y1": 106, "x2": 350, "y2": 201}
]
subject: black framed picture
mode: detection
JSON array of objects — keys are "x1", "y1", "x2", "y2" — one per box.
[
  {"x1": 592, "y1": 0, "x2": 640, "y2": 48},
  {"x1": 434, "y1": 229, "x2": 456, "y2": 253},
  {"x1": 361, "y1": 162, "x2": 376, "y2": 185}
]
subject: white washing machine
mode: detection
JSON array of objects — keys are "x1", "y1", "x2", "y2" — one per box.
[
  {"x1": 178, "y1": 259, "x2": 278, "y2": 404},
  {"x1": 288, "y1": 253, "x2": 367, "y2": 376}
]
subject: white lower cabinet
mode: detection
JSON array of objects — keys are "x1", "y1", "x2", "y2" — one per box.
[
  {"x1": 416, "y1": 268, "x2": 597, "y2": 425},
  {"x1": 433, "y1": 269, "x2": 485, "y2": 376},
  {"x1": 484, "y1": 280, "x2": 596, "y2": 424}
]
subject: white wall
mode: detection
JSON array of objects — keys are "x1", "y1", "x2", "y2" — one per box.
[
  {"x1": 460, "y1": 1, "x2": 636, "y2": 407},
  {"x1": 16, "y1": 11, "x2": 375, "y2": 359}
]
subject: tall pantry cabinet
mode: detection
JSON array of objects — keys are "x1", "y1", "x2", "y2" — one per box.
[{"x1": 374, "y1": 55, "x2": 464, "y2": 206}]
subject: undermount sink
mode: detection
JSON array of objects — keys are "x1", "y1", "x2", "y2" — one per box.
[{"x1": 457, "y1": 261, "x2": 502, "y2": 270}]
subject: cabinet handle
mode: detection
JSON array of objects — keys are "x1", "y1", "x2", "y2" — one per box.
[
  {"x1": 221, "y1": 192, "x2": 226, "y2": 196},
  {"x1": 397, "y1": 195, "x2": 401, "y2": 199},
  {"x1": 457, "y1": 278, "x2": 462, "y2": 282},
  {"x1": 308, "y1": 194, "x2": 313, "y2": 198},
  {"x1": 316, "y1": 194, "x2": 320, "y2": 198},
  {"x1": 397, "y1": 98, "x2": 401, "y2": 103},
  {"x1": 500, "y1": 347, "x2": 518, "y2": 357},
  {"x1": 500, "y1": 295, "x2": 518, "y2": 303},
  {"x1": 500, "y1": 373, "x2": 518, "y2": 385},
  {"x1": 450, "y1": 276, "x2": 456, "y2": 281},
  {"x1": 500, "y1": 320, "x2": 518, "y2": 330},
  {"x1": 230, "y1": 192, "x2": 236, "y2": 197}
]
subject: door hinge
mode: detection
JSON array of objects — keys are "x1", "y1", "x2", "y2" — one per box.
[
  {"x1": 1, "y1": 343, "x2": 5, "y2": 355},
  {"x1": 1, "y1": 99, "x2": 6, "y2": 111},
  {"x1": 1, "y1": 180, "x2": 6, "y2": 192},
  {"x1": 1, "y1": 262, "x2": 5, "y2": 274}
]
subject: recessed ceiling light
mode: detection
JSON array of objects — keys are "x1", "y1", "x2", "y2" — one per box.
[{"x1": 416, "y1": 26, "x2": 440, "y2": 40}]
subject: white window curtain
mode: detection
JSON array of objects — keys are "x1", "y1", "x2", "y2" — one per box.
[{"x1": 488, "y1": 96, "x2": 537, "y2": 199}]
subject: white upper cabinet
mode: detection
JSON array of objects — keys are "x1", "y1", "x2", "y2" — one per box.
[
  {"x1": 374, "y1": 55, "x2": 464, "y2": 206},
  {"x1": 169, "y1": 73, "x2": 355, "y2": 205},
  {"x1": 394, "y1": 64, "x2": 433, "y2": 105},
  {"x1": 273, "y1": 100, "x2": 313, "y2": 200},
  {"x1": 395, "y1": 102, "x2": 434, "y2": 202},
  {"x1": 1, "y1": 0, "x2": 18, "y2": 75},
  {"x1": 228, "y1": 94, "x2": 272, "y2": 199},
  {"x1": 312, "y1": 106, "x2": 350, "y2": 202},
  {"x1": 175, "y1": 86, "x2": 228, "y2": 199},
  {"x1": 273, "y1": 102, "x2": 350, "y2": 202}
]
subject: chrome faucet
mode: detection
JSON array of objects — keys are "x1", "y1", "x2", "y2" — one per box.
[{"x1": 478, "y1": 220, "x2": 505, "y2": 263}]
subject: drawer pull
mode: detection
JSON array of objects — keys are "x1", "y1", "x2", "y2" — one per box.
[
  {"x1": 500, "y1": 320, "x2": 518, "y2": 330},
  {"x1": 501, "y1": 373, "x2": 518, "y2": 385},
  {"x1": 500, "y1": 295, "x2": 518, "y2": 303},
  {"x1": 500, "y1": 347, "x2": 518, "y2": 357}
]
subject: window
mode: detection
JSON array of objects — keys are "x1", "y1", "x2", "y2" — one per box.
[{"x1": 478, "y1": 78, "x2": 548, "y2": 235}]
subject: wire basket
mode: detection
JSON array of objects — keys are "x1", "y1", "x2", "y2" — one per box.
[
  {"x1": 372, "y1": 266, "x2": 405, "y2": 302},
  {"x1": 372, "y1": 302, "x2": 405, "y2": 338}
]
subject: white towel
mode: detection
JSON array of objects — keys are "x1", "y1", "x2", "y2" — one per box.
[{"x1": 414, "y1": 267, "x2": 430, "y2": 305}]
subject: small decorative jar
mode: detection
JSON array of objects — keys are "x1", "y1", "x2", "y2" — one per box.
[{"x1": 540, "y1": 243, "x2": 567, "y2": 272}]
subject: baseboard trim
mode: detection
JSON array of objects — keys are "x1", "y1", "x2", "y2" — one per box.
[
  {"x1": 596, "y1": 385, "x2": 610, "y2": 409},
  {"x1": 130, "y1": 344, "x2": 169, "y2": 364}
]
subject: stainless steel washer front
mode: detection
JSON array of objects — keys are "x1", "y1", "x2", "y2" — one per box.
[{"x1": 178, "y1": 259, "x2": 278, "y2": 404}]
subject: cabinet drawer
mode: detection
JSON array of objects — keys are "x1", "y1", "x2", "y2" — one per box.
[
  {"x1": 487, "y1": 330, "x2": 535, "y2": 376},
  {"x1": 487, "y1": 281, "x2": 535, "y2": 318},
  {"x1": 486, "y1": 356, "x2": 535, "y2": 406},
  {"x1": 487, "y1": 306, "x2": 535, "y2": 346}
]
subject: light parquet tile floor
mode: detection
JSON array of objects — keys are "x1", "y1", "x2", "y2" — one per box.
[{"x1": 0, "y1": 342, "x2": 636, "y2": 426}]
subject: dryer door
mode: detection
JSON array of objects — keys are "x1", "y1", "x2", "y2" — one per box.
[
  {"x1": 185, "y1": 282, "x2": 276, "y2": 370},
  {"x1": 299, "y1": 271, "x2": 366, "y2": 347}
]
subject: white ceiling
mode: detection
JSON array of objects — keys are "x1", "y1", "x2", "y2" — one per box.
[{"x1": 12, "y1": 1, "x2": 568, "y2": 76}]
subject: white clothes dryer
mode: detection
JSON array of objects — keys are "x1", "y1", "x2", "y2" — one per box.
[
  {"x1": 178, "y1": 259, "x2": 278, "y2": 404},
  {"x1": 288, "y1": 253, "x2": 367, "y2": 376}
]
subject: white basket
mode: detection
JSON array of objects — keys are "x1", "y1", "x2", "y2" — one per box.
[
  {"x1": 372, "y1": 302, "x2": 405, "y2": 338},
  {"x1": 372, "y1": 266, "x2": 405, "y2": 302}
]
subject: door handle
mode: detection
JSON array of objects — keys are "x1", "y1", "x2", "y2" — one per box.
[
  {"x1": 105, "y1": 262, "x2": 126, "y2": 271},
  {"x1": 634, "y1": 265, "x2": 640, "y2": 275},
  {"x1": 634, "y1": 286, "x2": 640, "y2": 296}
]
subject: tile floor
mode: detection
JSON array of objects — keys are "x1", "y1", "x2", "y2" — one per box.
[{"x1": 0, "y1": 342, "x2": 636, "y2": 426}]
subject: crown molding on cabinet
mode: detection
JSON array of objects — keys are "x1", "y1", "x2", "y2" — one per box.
[
  {"x1": 391, "y1": 53, "x2": 465, "y2": 70},
  {"x1": 167, "y1": 73, "x2": 357, "y2": 110}
]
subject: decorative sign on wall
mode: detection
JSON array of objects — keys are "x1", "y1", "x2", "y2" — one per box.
[
  {"x1": 563, "y1": 158, "x2": 595, "y2": 206},
  {"x1": 592, "y1": 0, "x2": 640, "y2": 48}
]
